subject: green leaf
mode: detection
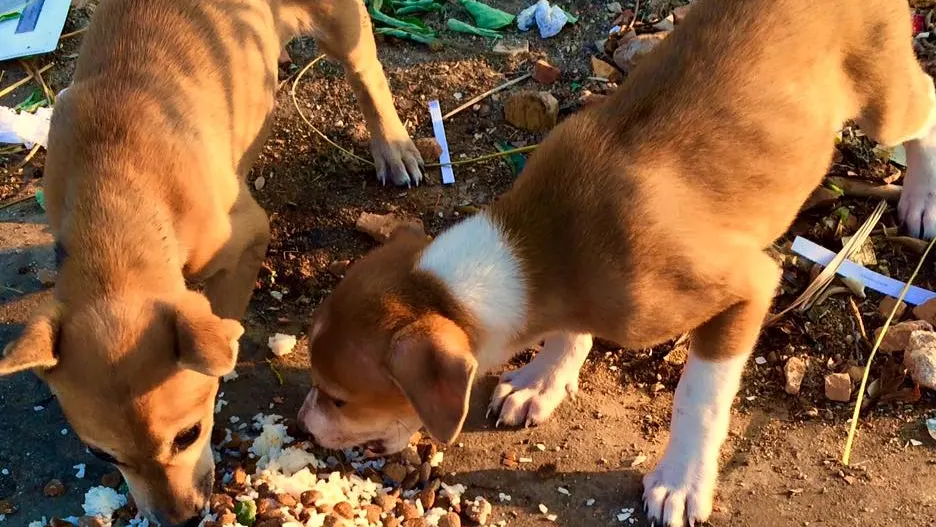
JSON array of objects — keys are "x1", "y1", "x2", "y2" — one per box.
[
  {"x1": 375, "y1": 27, "x2": 440, "y2": 45},
  {"x1": 14, "y1": 90, "x2": 47, "y2": 113},
  {"x1": 0, "y1": 11, "x2": 21, "y2": 22},
  {"x1": 393, "y1": 0, "x2": 442, "y2": 16},
  {"x1": 35, "y1": 189, "x2": 45, "y2": 211},
  {"x1": 459, "y1": 0, "x2": 514, "y2": 30},
  {"x1": 561, "y1": 8, "x2": 578, "y2": 24},
  {"x1": 496, "y1": 141, "x2": 527, "y2": 177},
  {"x1": 370, "y1": 0, "x2": 385, "y2": 12},
  {"x1": 370, "y1": 8, "x2": 436, "y2": 35},
  {"x1": 446, "y1": 18, "x2": 502, "y2": 39},
  {"x1": 234, "y1": 500, "x2": 257, "y2": 526}
]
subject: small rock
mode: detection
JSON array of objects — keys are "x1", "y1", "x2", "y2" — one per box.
[
  {"x1": 824, "y1": 372, "x2": 852, "y2": 402},
  {"x1": 590, "y1": 56, "x2": 622, "y2": 82},
  {"x1": 37, "y1": 268, "x2": 56, "y2": 287},
  {"x1": 355, "y1": 212, "x2": 426, "y2": 244},
  {"x1": 301, "y1": 489, "x2": 322, "y2": 507},
  {"x1": 401, "y1": 446, "x2": 422, "y2": 466},
  {"x1": 78, "y1": 517, "x2": 105, "y2": 527},
  {"x1": 672, "y1": 4, "x2": 692, "y2": 24},
  {"x1": 504, "y1": 91, "x2": 560, "y2": 132},
  {"x1": 401, "y1": 470, "x2": 420, "y2": 491},
  {"x1": 43, "y1": 479, "x2": 66, "y2": 497},
  {"x1": 492, "y1": 40, "x2": 529, "y2": 56},
  {"x1": 654, "y1": 14, "x2": 676, "y2": 31},
  {"x1": 606, "y1": 2, "x2": 622, "y2": 14},
  {"x1": 533, "y1": 60, "x2": 561, "y2": 85},
  {"x1": 327, "y1": 260, "x2": 350, "y2": 277},
  {"x1": 912, "y1": 297, "x2": 936, "y2": 326},
  {"x1": 905, "y1": 330, "x2": 936, "y2": 390},
  {"x1": 879, "y1": 297, "x2": 907, "y2": 319},
  {"x1": 874, "y1": 320, "x2": 933, "y2": 352},
  {"x1": 383, "y1": 462, "x2": 408, "y2": 485},
  {"x1": 414, "y1": 137, "x2": 442, "y2": 162},
  {"x1": 417, "y1": 488, "x2": 436, "y2": 509},
  {"x1": 784, "y1": 357, "x2": 807, "y2": 396},
  {"x1": 397, "y1": 500, "x2": 420, "y2": 520},
  {"x1": 375, "y1": 493, "x2": 397, "y2": 512},
  {"x1": 254, "y1": 176, "x2": 266, "y2": 191},
  {"x1": 101, "y1": 471, "x2": 123, "y2": 489},
  {"x1": 333, "y1": 501, "x2": 354, "y2": 519},
  {"x1": 363, "y1": 504, "x2": 382, "y2": 524},
  {"x1": 613, "y1": 32, "x2": 669, "y2": 72},
  {"x1": 465, "y1": 497, "x2": 492, "y2": 525},
  {"x1": 439, "y1": 512, "x2": 461, "y2": 527}
]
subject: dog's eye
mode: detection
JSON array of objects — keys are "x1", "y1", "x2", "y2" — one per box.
[
  {"x1": 173, "y1": 423, "x2": 202, "y2": 452},
  {"x1": 333, "y1": 399, "x2": 347, "y2": 409},
  {"x1": 88, "y1": 447, "x2": 118, "y2": 465}
]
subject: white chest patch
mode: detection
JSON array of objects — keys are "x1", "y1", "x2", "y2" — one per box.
[{"x1": 417, "y1": 213, "x2": 527, "y2": 370}]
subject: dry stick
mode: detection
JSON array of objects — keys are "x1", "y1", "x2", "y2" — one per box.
[
  {"x1": 59, "y1": 26, "x2": 89, "y2": 40},
  {"x1": 827, "y1": 175, "x2": 901, "y2": 202},
  {"x1": 442, "y1": 73, "x2": 532, "y2": 121},
  {"x1": 0, "y1": 63, "x2": 54, "y2": 100},
  {"x1": 18, "y1": 143, "x2": 41, "y2": 168},
  {"x1": 842, "y1": 235, "x2": 936, "y2": 466},
  {"x1": 626, "y1": 0, "x2": 641, "y2": 32},
  {"x1": 19, "y1": 60, "x2": 54, "y2": 105},
  {"x1": 288, "y1": 57, "x2": 539, "y2": 170},
  {"x1": 767, "y1": 201, "x2": 887, "y2": 325},
  {"x1": 847, "y1": 296, "x2": 868, "y2": 342}
]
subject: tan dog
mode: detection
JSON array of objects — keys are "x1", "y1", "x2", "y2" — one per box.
[
  {"x1": 0, "y1": 0, "x2": 421, "y2": 524},
  {"x1": 298, "y1": 0, "x2": 936, "y2": 525}
]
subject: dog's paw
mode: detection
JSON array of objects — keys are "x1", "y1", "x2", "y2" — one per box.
[
  {"x1": 898, "y1": 143, "x2": 936, "y2": 239},
  {"x1": 487, "y1": 359, "x2": 578, "y2": 428},
  {"x1": 642, "y1": 452, "x2": 717, "y2": 527},
  {"x1": 371, "y1": 132, "x2": 424, "y2": 187}
]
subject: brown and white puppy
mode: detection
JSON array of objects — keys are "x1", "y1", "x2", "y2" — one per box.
[
  {"x1": 0, "y1": 0, "x2": 421, "y2": 524},
  {"x1": 299, "y1": 0, "x2": 936, "y2": 525}
]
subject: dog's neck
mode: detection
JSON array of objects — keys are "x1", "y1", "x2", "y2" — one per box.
[
  {"x1": 56, "y1": 185, "x2": 185, "y2": 302},
  {"x1": 416, "y1": 213, "x2": 528, "y2": 372}
]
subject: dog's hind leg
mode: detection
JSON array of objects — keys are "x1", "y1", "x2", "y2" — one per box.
[
  {"x1": 643, "y1": 250, "x2": 778, "y2": 527},
  {"x1": 304, "y1": 0, "x2": 423, "y2": 186},
  {"x1": 488, "y1": 332, "x2": 593, "y2": 428},
  {"x1": 203, "y1": 188, "x2": 270, "y2": 320}
]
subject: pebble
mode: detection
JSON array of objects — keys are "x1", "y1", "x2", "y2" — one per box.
[
  {"x1": 535, "y1": 443, "x2": 547, "y2": 451},
  {"x1": 557, "y1": 487, "x2": 570, "y2": 495},
  {"x1": 538, "y1": 504, "x2": 549, "y2": 514},
  {"x1": 333, "y1": 501, "x2": 354, "y2": 519},
  {"x1": 504, "y1": 91, "x2": 559, "y2": 132},
  {"x1": 824, "y1": 372, "x2": 852, "y2": 402},
  {"x1": 878, "y1": 296, "x2": 907, "y2": 319},
  {"x1": 874, "y1": 320, "x2": 933, "y2": 352},
  {"x1": 784, "y1": 357, "x2": 807, "y2": 396},
  {"x1": 384, "y1": 462, "x2": 408, "y2": 485},
  {"x1": 43, "y1": 479, "x2": 66, "y2": 497},
  {"x1": 754, "y1": 356, "x2": 767, "y2": 365},
  {"x1": 590, "y1": 56, "x2": 622, "y2": 82},
  {"x1": 253, "y1": 176, "x2": 266, "y2": 191},
  {"x1": 301, "y1": 489, "x2": 322, "y2": 507},
  {"x1": 585, "y1": 498, "x2": 596, "y2": 507},
  {"x1": 905, "y1": 330, "x2": 936, "y2": 389},
  {"x1": 438, "y1": 512, "x2": 461, "y2": 527},
  {"x1": 417, "y1": 487, "x2": 436, "y2": 509},
  {"x1": 465, "y1": 497, "x2": 492, "y2": 525},
  {"x1": 414, "y1": 138, "x2": 442, "y2": 162},
  {"x1": 913, "y1": 297, "x2": 936, "y2": 325},
  {"x1": 327, "y1": 260, "x2": 350, "y2": 277},
  {"x1": 532, "y1": 60, "x2": 561, "y2": 85},
  {"x1": 492, "y1": 40, "x2": 529, "y2": 56}
]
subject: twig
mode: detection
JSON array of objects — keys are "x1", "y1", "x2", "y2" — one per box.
[
  {"x1": 826, "y1": 176, "x2": 901, "y2": 202},
  {"x1": 0, "y1": 193, "x2": 37, "y2": 211},
  {"x1": 266, "y1": 358, "x2": 284, "y2": 386},
  {"x1": 0, "y1": 63, "x2": 54, "y2": 100},
  {"x1": 626, "y1": 0, "x2": 641, "y2": 32},
  {"x1": 767, "y1": 201, "x2": 887, "y2": 324},
  {"x1": 442, "y1": 73, "x2": 532, "y2": 121},
  {"x1": 59, "y1": 26, "x2": 89, "y2": 40},
  {"x1": 19, "y1": 60, "x2": 54, "y2": 105},
  {"x1": 426, "y1": 145, "x2": 538, "y2": 168},
  {"x1": 843, "y1": 235, "x2": 936, "y2": 466},
  {"x1": 847, "y1": 296, "x2": 868, "y2": 341},
  {"x1": 18, "y1": 143, "x2": 42, "y2": 168}
]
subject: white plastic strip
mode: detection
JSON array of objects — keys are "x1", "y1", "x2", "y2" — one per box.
[
  {"x1": 428, "y1": 100, "x2": 455, "y2": 185},
  {"x1": 791, "y1": 236, "x2": 936, "y2": 306}
]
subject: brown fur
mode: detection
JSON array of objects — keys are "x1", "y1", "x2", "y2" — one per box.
[
  {"x1": 299, "y1": 0, "x2": 935, "y2": 519},
  {"x1": 0, "y1": 0, "x2": 420, "y2": 523}
]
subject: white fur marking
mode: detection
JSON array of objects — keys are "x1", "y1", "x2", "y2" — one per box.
[
  {"x1": 643, "y1": 352, "x2": 747, "y2": 527},
  {"x1": 417, "y1": 213, "x2": 526, "y2": 371},
  {"x1": 489, "y1": 333, "x2": 592, "y2": 427},
  {"x1": 899, "y1": 119, "x2": 936, "y2": 239}
]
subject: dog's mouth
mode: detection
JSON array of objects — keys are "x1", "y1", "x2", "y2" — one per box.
[{"x1": 362, "y1": 440, "x2": 387, "y2": 457}]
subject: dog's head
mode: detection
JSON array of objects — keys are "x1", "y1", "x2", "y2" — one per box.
[
  {"x1": 298, "y1": 227, "x2": 478, "y2": 455},
  {"x1": 0, "y1": 290, "x2": 242, "y2": 525}
]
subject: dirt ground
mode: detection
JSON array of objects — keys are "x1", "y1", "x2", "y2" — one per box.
[{"x1": 1, "y1": 1, "x2": 936, "y2": 526}]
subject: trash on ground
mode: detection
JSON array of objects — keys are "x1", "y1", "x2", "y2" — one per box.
[
  {"x1": 267, "y1": 333, "x2": 298, "y2": 357},
  {"x1": 428, "y1": 100, "x2": 455, "y2": 184},
  {"x1": 0, "y1": 106, "x2": 53, "y2": 148},
  {"x1": 517, "y1": 0, "x2": 577, "y2": 39},
  {"x1": 0, "y1": 0, "x2": 70, "y2": 61}
]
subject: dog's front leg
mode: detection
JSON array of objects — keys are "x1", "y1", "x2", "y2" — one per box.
[
  {"x1": 644, "y1": 253, "x2": 777, "y2": 527},
  {"x1": 308, "y1": 0, "x2": 423, "y2": 186},
  {"x1": 488, "y1": 332, "x2": 592, "y2": 428}
]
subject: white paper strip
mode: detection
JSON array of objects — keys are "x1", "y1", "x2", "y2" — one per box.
[{"x1": 428, "y1": 100, "x2": 455, "y2": 185}]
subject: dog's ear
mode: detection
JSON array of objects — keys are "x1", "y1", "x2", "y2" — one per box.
[
  {"x1": 388, "y1": 314, "x2": 477, "y2": 444},
  {"x1": 0, "y1": 301, "x2": 62, "y2": 375},
  {"x1": 173, "y1": 293, "x2": 243, "y2": 377}
]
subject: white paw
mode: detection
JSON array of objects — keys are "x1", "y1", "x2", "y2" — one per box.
[
  {"x1": 371, "y1": 132, "x2": 423, "y2": 187},
  {"x1": 487, "y1": 359, "x2": 577, "y2": 428},
  {"x1": 642, "y1": 453, "x2": 716, "y2": 527},
  {"x1": 899, "y1": 140, "x2": 936, "y2": 239}
]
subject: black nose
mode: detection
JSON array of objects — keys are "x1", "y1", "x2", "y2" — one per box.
[{"x1": 183, "y1": 517, "x2": 202, "y2": 527}]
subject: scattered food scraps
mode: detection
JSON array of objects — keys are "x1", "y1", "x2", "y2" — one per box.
[{"x1": 267, "y1": 333, "x2": 298, "y2": 357}]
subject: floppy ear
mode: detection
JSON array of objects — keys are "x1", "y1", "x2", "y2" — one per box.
[
  {"x1": 173, "y1": 293, "x2": 244, "y2": 377},
  {"x1": 0, "y1": 301, "x2": 62, "y2": 375},
  {"x1": 388, "y1": 314, "x2": 477, "y2": 444}
]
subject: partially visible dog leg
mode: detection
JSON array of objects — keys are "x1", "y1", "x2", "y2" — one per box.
[
  {"x1": 204, "y1": 189, "x2": 271, "y2": 320},
  {"x1": 307, "y1": 0, "x2": 423, "y2": 186},
  {"x1": 643, "y1": 252, "x2": 777, "y2": 527},
  {"x1": 488, "y1": 332, "x2": 592, "y2": 428}
]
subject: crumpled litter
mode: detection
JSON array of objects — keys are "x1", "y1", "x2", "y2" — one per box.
[
  {"x1": 0, "y1": 106, "x2": 53, "y2": 148},
  {"x1": 517, "y1": 0, "x2": 574, "y2": 39}
]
